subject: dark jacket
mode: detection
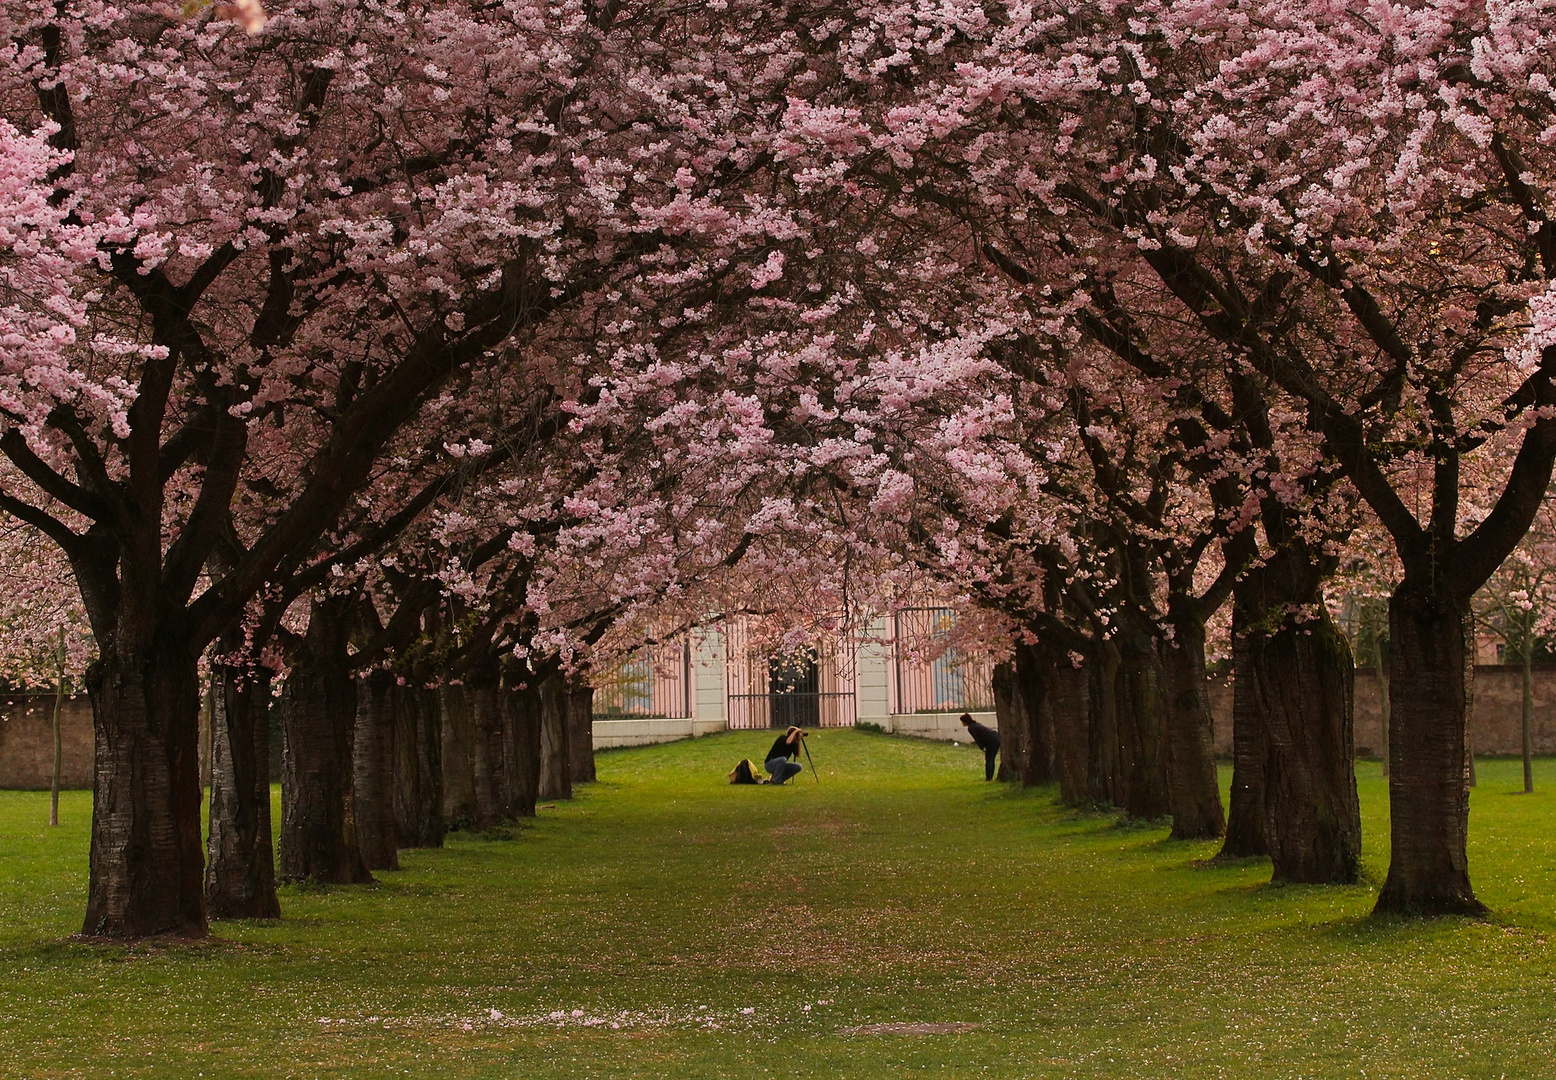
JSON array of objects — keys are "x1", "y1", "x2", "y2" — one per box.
[
  {"x1": 963, "y1": 720, "x2": 1000, "y2": 752},
  {"x1": 767, "y1": 732, "x2": 801, "y2": 763}
]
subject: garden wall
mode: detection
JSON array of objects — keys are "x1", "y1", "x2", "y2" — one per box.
[
  {"x1": 1207, "y1": 664, "x2": 1556, "y2": 758},
  {"x1": 12, "y1": 667, "x2": 1556, "y2": 787},
  {"x1": 888, "y1": 710, "x2": 998, "y2": 741},
  {"x1": 0, "y1": 694, "x2": 93, "y2": 789},
  {"x1": 593, "y1": 717, "x2": 727, "y2": 749}
]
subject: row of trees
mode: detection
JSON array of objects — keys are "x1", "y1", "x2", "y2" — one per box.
[
  {"x1": 764, "y1": 0, "x2": 1556, "y2": 919},
  {"x1": 2, "y1": 0, "x2": 1556, "y2": 937}
]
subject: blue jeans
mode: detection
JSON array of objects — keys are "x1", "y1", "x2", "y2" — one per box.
[{"x1": 766, "y1": 757, "x2": 803, "y2": 785}]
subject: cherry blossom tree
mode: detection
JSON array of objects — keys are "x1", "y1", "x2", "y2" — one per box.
[
  {"x1": 765, "y1": 0, "x2": 1556, "y2": 915},
  {"x1": 0, "y1": 0, "x2": 837, "y2": 938},
  {"x1": 0, "y1": 512, "x2": 93, "y2": 690}
]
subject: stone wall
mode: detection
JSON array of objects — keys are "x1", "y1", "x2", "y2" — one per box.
[
  {"x1": 888, "y1": 710, "x2": 998, "y2": 741},
  {"x1": 15, "y1": 667, "x2": 1556, "y2": 786},
  {"x1": 1208, "y1": 664, "x2": 1556, "y2": 758},
  {"x1": 0, "y1": 694, "x2": 93, "y2": 789},
  {"x1": 593, "y1": 717, "x2": 727, "y2": 749}
]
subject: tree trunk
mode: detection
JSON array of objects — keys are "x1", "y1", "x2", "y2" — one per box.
[
  {"x1": 1374, "y1": 582, "x2": 1486, "y2": 916},
  {"x1": 393, "y1": 684, "x2": 446, "y2": 849},
  {"x1": 82, "y1": 635, "x2": 208, "y2": 938},
  {"x1": 567, "y1": 683, "x2": 596, "y2": 785},
  {"x1": 1249, "y1": 606, "x2": 1361, "y2": 884},
  {"x1": 991, "y1": 661, "x2": 1022, "y2": 782},
  {"x1": 279, "y1": 602, "x2": 372, "y2": 886},
  {"x1": 1219, "y1": 624, "x2": 1268, "y2": 859},
  {"x1": 1087, "y1": 640, "x2": 1123, "y2": 807},
  {"x1": 1112, "y1": 617, "x2": 1171, "y2": 820},
  {"x1": 468, "y1": 675, "x2": 510, "y2": 825},
  {"x1": 205, "y1": 659, "x2": 280, "y2": 919},
  {"x1": 538, "y1": 672, "x2": 572, "y2": 802},
  {"x1": 501, "y1": 673, "x2": 542, "y2": 818},
  {"x1": 1160, "y1": 610, "x2": 1226, "y2": 840},
  {"x1": 1050, "y1": 660, "x2": 1091, "y2": 807},
  {"x1": 441, "y1": 683, "x2": 480, "y2": 828},
  {"x1": 352, "y1": 671, "x2": 399, "y2": 871},
  {"x1": 1015, "y1": 643, "x2": 1055, "y2": 786},
  {"x1": 1523, "y1": 648, "x2": 1535, "y2": 794}
]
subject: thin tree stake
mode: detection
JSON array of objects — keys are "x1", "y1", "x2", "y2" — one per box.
[{"x1": 49, "y1": 625, "x2": 65, "y2": 828}]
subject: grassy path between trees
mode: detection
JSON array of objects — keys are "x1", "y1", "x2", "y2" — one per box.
[{"x1": 4, "y1": 730, "x2": 1556, "y2": 1078}]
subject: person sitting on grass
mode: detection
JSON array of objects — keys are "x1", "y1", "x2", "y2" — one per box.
[
  {"x1": 765, "y1": 726, "x2": 806, "y2": 785},
  {"x1": 728, "y1": 759, "x2": 764, "y2": 784},
  {"x1": 959, "y1": 713, "x2": 1001, "y2": 781}
]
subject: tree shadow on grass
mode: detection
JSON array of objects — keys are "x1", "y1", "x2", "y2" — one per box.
[
  {"x1": 281, "y1": 879, "x2": 384, "y2": 896},
  {"x1": 21, "y1": 930, "x2": 272, "y2": 961},
  {"x1": 1112, "y1": 814, "x2": 1173, "y2": 834},
  {"x1": 1317, "y1": 907, "x2": 1502, "y2": 944},
  {"x1": 1186, "y1": 872, "x2": 1376, "y2": 915}
]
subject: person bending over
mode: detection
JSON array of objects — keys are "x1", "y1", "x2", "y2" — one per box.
[
  {"x1": 765, "y1": 726, "x2": 806, "y2": 785},
  {"x1": 959, "y1": 713, "x2": 1000, "y2": 781}
]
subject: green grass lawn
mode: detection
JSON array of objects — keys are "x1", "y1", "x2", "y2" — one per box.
[{"x1": 3, "y1": 731, "x2": 1556, "y2": 1078}]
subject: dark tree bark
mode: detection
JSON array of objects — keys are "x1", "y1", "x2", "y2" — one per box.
[
  {"x1": 467, "y1": 674, "x2": 510, "y2": 825},
  {"x1": 1112, "y1": 614, "x2": 1171, "y2": 820},
  {"x1": 991, "y1": 661, "x2": 1022, "y2": 782},
  {"x1": 1159, "y1": 607, "x2": 1226, "y2": 840},
  {"x1": 1050, "y1": 660, "x2": 1091, "y2": 807},
  {"x1": 501, "y1": 673, "x2": 542, "y2": 818},
  {"x1": 1014, "y1": 643, "x2": 1055, "y2": 786},
  {"x1": 1249, "y1": 604, "x2": 1360, "y2": 884},
  {"x1": 393, "y1": 684, "x2": 445, "y2": 849},
  {"x1": 1374, "y1": 584, "x2": 1484, "y2": 915},
  {"x1": 1087, "y1": 639, "x2": 1124, "y2": 807},
  {"x1": 1219, "y1": 620, "x2": 1269, "y2": 859},
  {"x1": 567, "y1": 683, "x2": 597, "y2": 785},
  {"x1": 279, "y1": 600, "x2": 372, "y2": 885},
  {"x1": 81, "y1": 633, "x2": 207, "y2": 938},
  {"x1": 441, "y1": 683, "x2": 481, "y2": 827},
  {"x1": 1229, "y1": 536, "x2": 1360, "y2": 884},
  {"x1": 538, "y1": 672, "x2": 572, "y2": 801},
  {"x1": 352, "y1": 671, "x2": 399, "y2": 871},
  {"x1": 205, "y1": 658, "x2": 280, "y2": 919}
]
